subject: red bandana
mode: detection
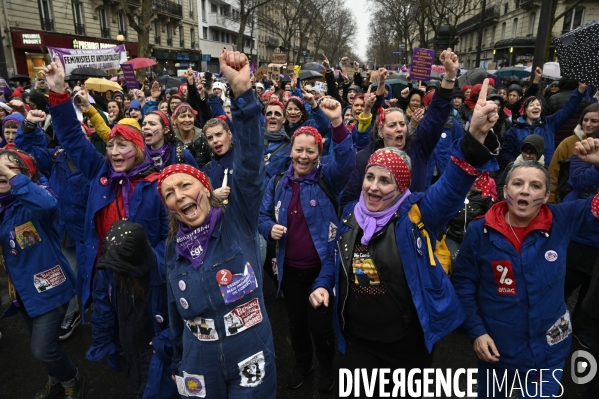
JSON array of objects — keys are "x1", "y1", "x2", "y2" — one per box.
[
  {"x1": 292, "y1": 126, "x2": 324, "y2": 153},
  {"x1": 366, "y1": 149, "x2": 411, "y2": 193},
  {"x1": 109, "y1": 124, "x2": 144, "y2": 151},
  {"x1": 157, "y1": 164, "x2": 211, "y2": 198},
  {"x1": 473, "y1": 172, "x2": 491, "y2": 197}
]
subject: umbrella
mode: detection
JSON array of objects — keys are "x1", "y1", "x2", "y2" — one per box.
[
  {"x1": 553, "y1": 20, "x2": 599, "y2": 87},
  {"x1": 301, "y1": 62, "x2": 324, "y2": 71},
  {"x1": 71, "y1": 68, "x2": 107, "y2": 78},
  {"x1": 155, "y1": 75, "x2": 182, "y2": 90},
  {"x1": 84, "y1": 78, "x2": 122, "y2": 92},
  {"x1": 110, "y1": 76, "x2": 118, "y2": 82},
  {"x1": 298, "y1": 70, "x2": 324, "y2": 81},
  {"x1": 8, "y1": 74, "x2": 31, "y2": 81},
  {"x1": 495, "y1": 66, "x2": 529, "y2": 79},
  {"x1": 457, "y1": 68, "x2": 488, "y2": 87},
  {"x1": 122, "y1": 58, "x2": 157, "y2": 69}
]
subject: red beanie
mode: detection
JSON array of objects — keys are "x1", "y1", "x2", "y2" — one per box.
[{"x1": 423, "y1": 91, "x2": 434, "y2": 107}]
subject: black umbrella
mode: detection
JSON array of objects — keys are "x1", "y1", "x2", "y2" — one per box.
[
  {"x1": 8, "y1": 74, "x2": 31, "y2": 81},
  {"x1": 298, "y1": 70, "x2": 323, "y2": 80},
  {"x1": 301, "y1": 62, "x2": 324, "y2": 72},
  {"x1": 155, "y1": 75, "x2": 182, "y2": 90},
  {"x1": 71, "y1": 68, "x2": 108, "y2": 78},
  {"x1": 554, "y1": 20, "x2": 599, "y2": 87},
  {"x1": 458, "y1": 68, "x2": 488, "y2": 87}
]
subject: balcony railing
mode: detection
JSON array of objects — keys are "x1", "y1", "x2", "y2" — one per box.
[
  {"x1": 180, "y1": 40, "x2": 184, "y2": 47},
  {"x1": 519, "y1": 0, "x2": 538, "y2": 9},
  {"x1": 41, "y1": 18, "x2": 54, "y2": 31},
  {"x1": 101, "y1": 27, "x2": 110, "y2": 38},
  {"x1": 152, "y1": 0, "x2": 183, "y2": 18},
  {"x1": 155, "y1": 36, "x2": 161, "y2": 45},
  {"x1": 456, "y1": 5, "x2": 500, "y2": 34},
  {"x1": 167, "y1": 38, "x2": 173, "y2": 45},
  {"x1": 74, "y1": 23, "x2": 85, "y2": 35}
]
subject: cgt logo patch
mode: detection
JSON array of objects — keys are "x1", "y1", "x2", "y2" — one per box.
[{"x1": 491, "y1": 260, "x2": 516, "y2": 295}]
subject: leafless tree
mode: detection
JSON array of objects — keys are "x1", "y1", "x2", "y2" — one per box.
[{"x1": 118, "y1": 0, "x2": 154, "y2": 57}]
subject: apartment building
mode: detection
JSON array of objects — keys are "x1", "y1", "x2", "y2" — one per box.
[
  {"x1": 196, "y1": 0, "x2": 257, "y2": 72},
  {"x1": 1, "y1": 0, "x2": 201, "y2": 77},
  {"x1": 450, "y1": 0, "x2": 599, "y2": 69}
]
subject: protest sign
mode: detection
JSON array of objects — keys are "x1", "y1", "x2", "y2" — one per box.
[
  {"x1": 48, "y1": 45, "x2": 127, "y2": 75},
  {"x1": 120, "y1": 63, "x2": 138, "y2": 90},
  {"x1": 410, "y1": 48, "x2": 435, "y2": 81}
]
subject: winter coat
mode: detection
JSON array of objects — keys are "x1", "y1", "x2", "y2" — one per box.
[
  {"x1": 547, "y1": 125, "x2": 587, "y2": 203},
  {"x1": 546, "y1": 88, "x2": 590, "y2": 148},
  {"x1": 174, "y1": 127, "x2": 212, "y2": 169},
  {"x1": 0, "y1": 174, "x2": 76, "y2": 318},
  {"x1": 263, "y1": 135, "x2": 290, "y2": 182},
  {"x1": 425, "y1": 116, "x2": 464, "y2": 188},
  {"x1": 340, "y1": 88, "x2": 453, "y2": 210},
  {"x1": 259, "y1": 131, "x2": 356, "y2": 292},
  {"x1": 499, "y1": 89, "x2": 585, "y2": 167},
  {"x1": 315, "y1": 136, "x2": 499, "y2": 353},
  {"x1": 48, "y1": 99, "x2": 168, "y2": 310},
  {"x1": 452, "y1": 198, "x2": 599, "y2": 371},
  {"x1": 202, "y1": 147, "x2": 234, "y2": 189},
  {"x1": 445, "y1": 192, "x2": 494, "y2": 243},
  {"x1": 166, "y1": 89, "x2": 276, "y2": 396}
]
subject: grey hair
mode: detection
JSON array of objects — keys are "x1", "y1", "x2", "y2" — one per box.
[
  {"x1": 504, "y1": 160, "x2": 550, "y2": 194},
  {"x1": 379, "y1": 146, "x2": 412, "y2": 171}
]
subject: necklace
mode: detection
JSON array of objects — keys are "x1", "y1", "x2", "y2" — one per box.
[{"x1": 507, "y1": 212, "x2": 521, "y2": 244}]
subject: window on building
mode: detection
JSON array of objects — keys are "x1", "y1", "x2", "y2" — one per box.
[
  {"x1": 72, "y1": 2, "x2": 84, "y2": 35},
  {"x1": 117, "y1": 12, "x2": 127, "y2": 37},
  {"x1": 202, "y1": 0, "x2": 206, "y2": 21},
  {"x1": 491, "y1": 25, "x2": 496, "y2": 45},
  {"x1": 191, "y1": 28, "x2": 195, "y2": 47},
  {"x1": 483, "y1": 28, "x2": 487, "y2": 46},
  {"x1": 211, "y1": 3, "x2": 217, "y2": 13},
  {"x1": 99, "y1": 8, "x2": 109, "y2": 38},
  {"x1": 153, "y1": 20, "x2": 160, "y2": 44},
  {"x1": 39, "y1": 0, "x2": 54, "y2": 31},
  {"x1": 562, "y1": 6, "x2": 585, "y2": 34},
  {"x1": 501, "y1": 22, "x2": 506, "y2": 39},
  {"x1": 529, "y1": 12, "x2": 536, "y2": 35},
  {"x1": 179, "y1": 26, "x2": 184, "y2": 46},
  {"x1": 512, "y1": 18, "x2": 518, "y2": 37},
  {"x1": 212, "y1": 29, "x2": 219, "y2": 41},
  {"x1": 504, "y1": 2, "x2": 509, "y2": 14},
  {"x1": 166, "y1": 24, "x2": 172, "y2": 45},
  {"x1": 203, "y1": 27, "x2": 208, "y2": 39},
  {"x1": 188, "y1": 0, "x2": 193, "y2": 18}
]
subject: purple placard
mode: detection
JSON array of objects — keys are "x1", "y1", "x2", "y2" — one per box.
[
  {"x1": 410, "y1": 48, "x2": 435, "y2": 81},
  {"x1": 120, "y1": 63, "x2": 138, "y2": 90}
]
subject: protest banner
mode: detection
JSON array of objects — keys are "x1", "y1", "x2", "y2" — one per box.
[
  {"x1": 48, "y1": 45, "x2": 127, "y2": 76},
  {"x1": 410, "y1": 48, "x2": 435, "y2": 81},
  {"x1": 120, "y1": 63, "x2": 138, "y2": 90}
]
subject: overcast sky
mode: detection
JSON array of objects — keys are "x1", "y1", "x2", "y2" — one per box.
[{"x1": 345, "y1": 0, "x2": 370, "y2": 61}]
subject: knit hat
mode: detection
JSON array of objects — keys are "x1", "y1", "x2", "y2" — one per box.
[
  {"x1": 108, "y1": 119, "x2": 144, "y2": 150},
  {"x1": 520, "y1": 134, "x2": 544, "y2": 158},
  {"x1": 255, "y1": 82, "x2": 264, "y2": 90},
  {"x1": 507, "y1": 84, "x2": 523, "y2": 95},
  {"x1": 111, "y1": 90, "x2": 125, "y2": 101},
  {"x1": 461, "y1": 85, "x2": 472, "y2": 93},
  {"x1": 157, "y1": 163, "x2": 211, "y2": 197},
  {"x1": 347, "y1": 85, "x2": 362, "y2": 94},
  {"x1": 423, "y1": 91, "x2": 435, "y2": 107},
  {"x1": 3, "y1": 113, "x2": 23, "y2": 128},
  {"x1": 366, "y1": 148, "x2": 411, "y2": 193},
  {"x1": 129, "y1": 99, "x2": 141, "y2": 110},
  {"x1": 291, "y1": 126, "x2": 323, "y2": 153},
  {"x1": 451, "y1": 87, "x2": 465, "y2": 99}
]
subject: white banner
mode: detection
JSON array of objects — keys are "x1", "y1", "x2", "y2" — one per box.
[{"x1": 48, "y1": 45, "x2": 127, "y2": 75}]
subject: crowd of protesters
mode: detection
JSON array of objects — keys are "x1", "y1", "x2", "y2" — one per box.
[{"x1": 0, "y1": 47, "x2": 599, "y2": 399}]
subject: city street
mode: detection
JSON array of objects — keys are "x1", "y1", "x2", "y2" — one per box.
[{"x1": 0, "y1": 270, "x2": 588, "y2": 398}]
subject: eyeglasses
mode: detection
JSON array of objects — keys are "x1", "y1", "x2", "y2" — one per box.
[
  {"x1": 521, "y1": 148, "x2": 537, "y2": 156},
  {"x1": 265, "y1": 111, "x2": 283, "y2": 117}
]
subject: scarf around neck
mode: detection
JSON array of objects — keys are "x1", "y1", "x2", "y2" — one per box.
[
  {"x1": 147, "y1": 143, "x2": 172, "y2": 170},
  {"x1": 283, "y1": 163, "x2": 319, "y2": 190},
  {"x1": 109, "y1": 153, "x2": 156, "y2": 218},
  {"x1": 175, "y1": 206, "x2": 222, "y2": 268},
  {"x1": 354, "y1": 189, "x2": 411, "y2": 245},
  {"x1": 263, "y1": 125, "x2": 288, "y2": 146}
]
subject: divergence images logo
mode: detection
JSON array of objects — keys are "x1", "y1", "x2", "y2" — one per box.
[{"x1": 571, "y1": 350, "x2": 597, "y2": 384}]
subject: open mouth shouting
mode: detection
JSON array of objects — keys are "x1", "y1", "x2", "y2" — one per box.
[
  {"x1": 181, "y1": 202, "x2": 198, "y2": 219},
  {"x1": 213, "y1": 143, "x2": 224, "y2": 154}
]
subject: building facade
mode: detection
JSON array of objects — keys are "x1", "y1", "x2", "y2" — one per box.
[
  {"x1": 450, "y1": 0, "x2": 599, "y2": 69},
  {"x1": 0, "y1": 0, "x2": 202, "y2": 78},
  {"x1": 196, "y1": 0, "x2": 257, "y2": 72}
]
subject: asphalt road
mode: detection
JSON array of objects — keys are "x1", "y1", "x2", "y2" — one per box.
[{"x1": 0, "y1": 270, "x2": 589, "y2": 399}]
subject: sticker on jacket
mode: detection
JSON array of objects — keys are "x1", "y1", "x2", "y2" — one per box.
[
  {"x1": 238, "y1": 351, "x2": 265, "y2": 387},
  {"x1": 175, "y1": 372, "x2": 206, "y2": 397},
  {"x1": 491, "y1": 260, "x2": 516, "y2": 295},
  {"x1": 33, "y1": 265, "x2": 66, "y2": 293},
  {"x1": 546, "y1": 311, "x2": 572, "y2": 346},
  {"x1": 15, "y1": 221, "x2": 41, "y2": 249},
  {"x1": 224, "y1": 298, "x2": 263, "y2": 336},
  {"x1": 186, "y1": 317, "x2": 219, "y2": 341},
  {"x1": 218, "y1": 263, "x2": 258, "y2": 304},
  {"x1": 328, "y1": 222, "x2": 338, "y2": 242}
]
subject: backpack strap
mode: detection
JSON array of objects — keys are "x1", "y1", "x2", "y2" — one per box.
[
  {"x1": 407, "y1": 203, "x2": 436, "y2": 266},
  {"x1": 264, "y1": 141, "x2": 288, "y2": 164},
  {"x1": 317, "y1": 173, "x2": 340, "y2": 217}
]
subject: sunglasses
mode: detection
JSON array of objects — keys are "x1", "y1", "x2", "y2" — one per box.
[{"x1": 265, "y1": 111, "x2": 283, "y2": 117}]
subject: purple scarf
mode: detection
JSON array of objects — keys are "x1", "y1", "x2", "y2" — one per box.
[
  {"x1": 175, "y1": 207, "x2": 222, "y2": 268},
  {"x1": 354, "y1": 190, "x2": 411, "y2": 245},
  {"x1": 109, "y1": 152, "x2": 155, "y2": 218},
  {"x1": 283, "y1": 163, "x2": 320, "y2": 189},
  {"x1": 147, "y1": 143, "x2": 172, "y2": 170}
]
